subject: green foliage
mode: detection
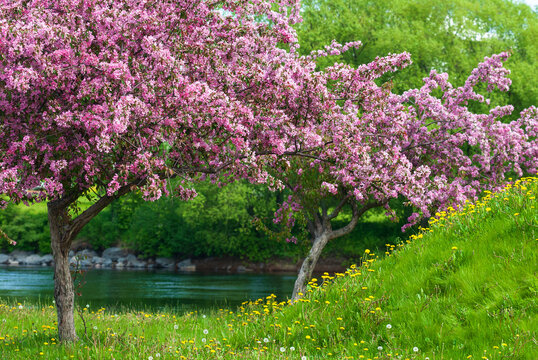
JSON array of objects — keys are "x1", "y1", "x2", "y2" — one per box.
[
  {"x1": 78, "y1": 195, "x2": 141, "y2": 251},
  {"x1": 80, "y1": 181, "x2": 308, "y2": 261},
  {"x1": 298, "y1": 0, "x2": 538, "y2": 117},
  {"x1": 0, "y1": 204, "x2": 50, "y2": 254},
  {"x1": 0, "y1": 180, "x2": 411, "y2": 262}
]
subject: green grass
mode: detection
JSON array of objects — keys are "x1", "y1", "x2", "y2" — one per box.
[{"x1": 1, "y1": 177, "x2": 537, "y2": 359}]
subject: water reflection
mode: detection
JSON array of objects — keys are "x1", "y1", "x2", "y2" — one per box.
[{"x1": 0, "y1": 266, "x2": 296, "y2": 311}]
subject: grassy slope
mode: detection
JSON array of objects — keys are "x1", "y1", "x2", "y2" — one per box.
[{"x1": 0, "y1": 177, "x2": 536, "y2": 359}]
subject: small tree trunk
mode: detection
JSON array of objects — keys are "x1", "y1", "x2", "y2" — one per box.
[
  {"x1": 291, "y1": 233, "x2": 329, "y2": 301},
  {"x1": 48, "y1": 203, "x2": 77, "y2": 342}
]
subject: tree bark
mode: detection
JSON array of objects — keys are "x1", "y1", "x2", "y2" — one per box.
[
  {"x1": 46, "y1": 183, "x2": 136, "y2": 342},
  {"x1": 291, "y1": 200, "x2": 383, "y2": 302},
  {"x1": 291, "y1": 232, "x2": 329, "y2": 301},
  {"x1": 48, "y1": 201, "x2": 77, "y2": 342}
]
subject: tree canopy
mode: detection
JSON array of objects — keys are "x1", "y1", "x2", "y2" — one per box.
[{"x1": 297, "y1": 0, "x2": 538, "y2": 115}]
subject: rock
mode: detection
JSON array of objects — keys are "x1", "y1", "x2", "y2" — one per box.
[
  {"x1": 69, "y1": 250, "x2": 75, "y2": 257},
  {"x1": 41, "y1": 254, "x2": 53, "y2": 265},
  {"x1": 92, "y1": 256, "x2": 105, "y2": 265},
  {"x1": 77, "y1": 249, "x2": 98, "y2": 258},
  {"x1": 237, "y1": 265, "x2": 247, "y2": 272},
  {"x1": 9, "y1": 250, "x2": 32, "y2": 261},
  {"x1": 155, "y1": 257, "x2": 175, "y2": 269},
  {"x1": 22, "y1": 254, "x2": 44, "y2": 266},
  {"x1": 126, "y1": 254, "x2": 146, "y2": 268},
  {"x1": 102, "y1": 247, "x2": 129, "y2": 261},
  {"x1": 177, "y1": 258, "x2": 192, "y2": 267},
  {"x1": 94, "y1": 257, "x2": 113, "y2": 268},
  {"x1": 102, "y1": 258, "x2": 113, "y2": 268},
  {"x1": 115, "y1": 258, "x2": 126, "y2": 269},
  {"x1": 79, "y1": 258, "x2": 93, "y2": 267},
  {"x1": 7, "y1": 259, "x2": 19, "y2": 266},
  {"x1": 178, "y1": 259, "x2": 195, "y2": 271},
  {"x1": 0, "y1": 254, "x2": 9, "y2": 264}
]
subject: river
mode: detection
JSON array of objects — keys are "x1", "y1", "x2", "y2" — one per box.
[{"x1": 0, "y1": 266, "x2": 296, "y2": 311}]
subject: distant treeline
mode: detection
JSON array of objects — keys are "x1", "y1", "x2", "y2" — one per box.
[{"x1": 0, "y1": 181, "x2": 411, "y2": 263}]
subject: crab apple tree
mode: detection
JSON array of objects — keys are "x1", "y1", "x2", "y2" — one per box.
[
  {"x1": 264, "y1": 49, "x2": 537, "y2": 300},
  {"x1": 0, "y1": 0, "x2": 313, "y2": 341}
]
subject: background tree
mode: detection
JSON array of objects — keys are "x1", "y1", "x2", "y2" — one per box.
[
  {"x1": 298, "y1": 0, "x2": 538, "y2": 116},
  {"x1": 262, "y1": 48, "x2": 537, "y2": 300},
  {"x1": 0, "y1": 0, "x2": 308, "y2": 341}
]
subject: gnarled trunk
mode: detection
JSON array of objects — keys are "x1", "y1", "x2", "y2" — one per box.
[
  {"x1": 290, "y1": 200, "x2": 382, "y2": 302},
  {"x1": 291, "y1": 232, "x2": 329, "y2": 300},
  {"x1": 48, "y1": 201, "x2": 77, "y2": 342}
]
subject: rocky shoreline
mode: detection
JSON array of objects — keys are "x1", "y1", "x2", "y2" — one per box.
[{"x1": 0, "y1": 248, "x2": 347, "y2": 273}]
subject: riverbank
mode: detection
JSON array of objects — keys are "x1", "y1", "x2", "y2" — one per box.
[
  {"x1": 1, "y1": 177, "x2": 536, "y2": 359},
  {"x1": 0, "y1": 248, "x2": 348, "y2": 273}
]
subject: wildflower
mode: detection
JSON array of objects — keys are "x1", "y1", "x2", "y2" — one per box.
[
  {"x1": 280, "y1": 347, "x2": 286, "y2": 352},
  {"x1": 203, "y1": 329, "x2": 209, "y2": 334},
  {"x1": 202, "y1": 338, "x2": 206, "y2": 343},
  {"x1": 302, "y1": 357, "x2": 307, "y2": 360},
  {"x1": 386, "y1": 324, "x2": 392, "y2": 329},
  {"x1": 365, "y1": 249, "x2": 371, "y2": 254},
  {"x1": 86, "y1": 304, "x2": 90, "y2": 308},
  {"x1": 485, "y1": 208, "x2": 491, "y2": 211},
  {"x1": 451, "y1": 246, "x2": 458, "y2": 250},
  {"x1": 18, "y1": 305, "x2": 23, "y2": 309},
  {"x1": 263, "y1": 337, "x2": 269, "y2": 343},
  {"x1": 148, "y1": 357, "x2": 153, "y2": 360},
  {"x1": 378, "y1": 346, "x2": 383, "y2": 351},
  {"x1": 174, "y1": 324, "x2": 179, "y2": 330},
  {"x1": 156, "y1": 353, "x2": 161, "y2": 358},
  {"x1": 413, "y1": 347, "x2": 419, "y2": 352},
  {"x1": 290, "y1": 347, "x2": 295, "y2": 351},
  {"x1": 93, "y1": 326, "x2": 97, "y2": 330},
  {"x1": 202, "y1": 315, "x2": 206, "y2": 318}
]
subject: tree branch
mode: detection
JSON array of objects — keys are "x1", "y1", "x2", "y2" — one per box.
[
  {"x1": 68, "y1": 180, "x2": 143, "y2": 240},
  {"x1": 327, "y1": 194, "x2": 351, "y2": 220},
  {"x1": 329, "y1": 201, "x2": 382, "y2": 240}
]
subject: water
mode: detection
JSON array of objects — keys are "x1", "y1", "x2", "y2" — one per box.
[{"x1": 0, "y1": 266, "x2": 296, "y2": 311}]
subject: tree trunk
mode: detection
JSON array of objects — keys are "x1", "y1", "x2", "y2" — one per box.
[
  {"x1": 48, "y1": 202, "x2": 77, "y2": 342},
  {"x1": 44, "y1": 183, "x2": 135, "y2": 342},
  {"x1": 291, "y1": 232, "x2": 329, "y2": 301}
]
